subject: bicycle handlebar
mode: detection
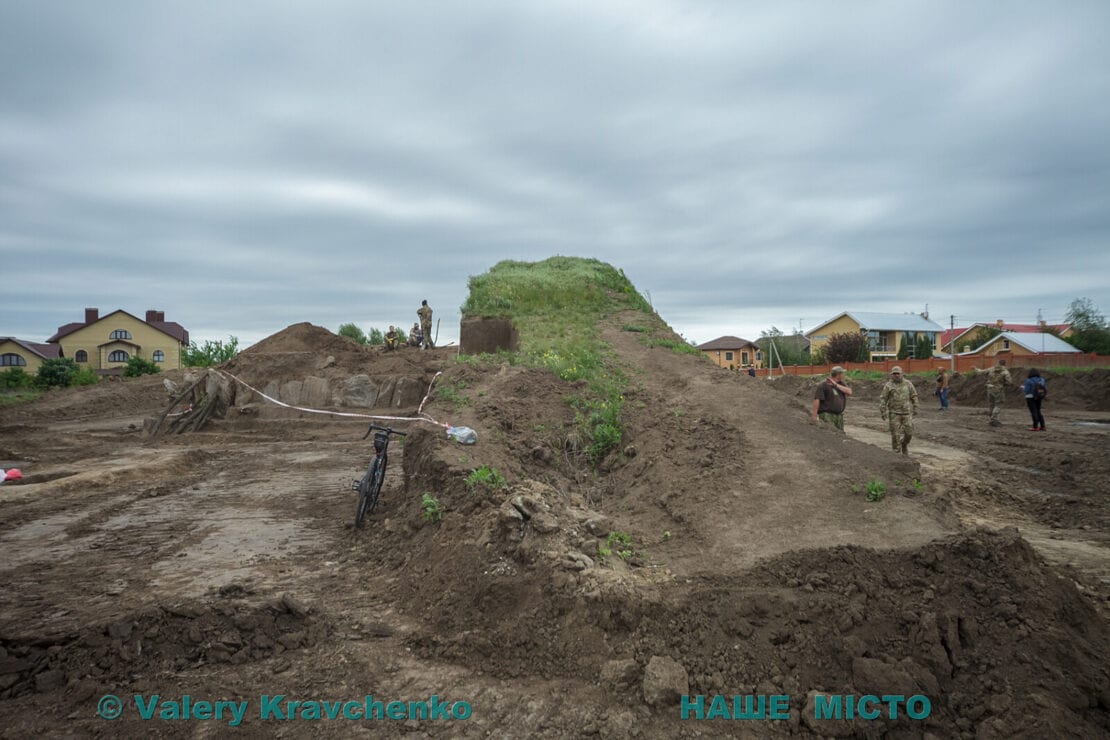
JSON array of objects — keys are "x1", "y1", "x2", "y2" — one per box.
[{"x1": 361, "y1": 424, "x2": 408, "y2": 440}]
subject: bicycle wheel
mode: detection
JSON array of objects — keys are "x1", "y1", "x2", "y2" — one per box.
[
  {"x1": 365, "y1": 455, "x2": 387, "y2": 516},
  {"x1": 355, "y1": 458, "x2": 379, "y2": 529}
]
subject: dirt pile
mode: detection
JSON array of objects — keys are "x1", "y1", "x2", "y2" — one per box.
[{"x1": 1, "y1": 588, "x2": 325, "y2": 702}]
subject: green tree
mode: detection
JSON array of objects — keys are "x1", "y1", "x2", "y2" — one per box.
[
  {"x1": 759, "y1": 327, "x2": 810, "y2": 366},
  {"x1": 824, "y1": 332, "x2": 869, "y2": 363},
  {"x1": 367, "y1": 328, "x2": 384, "y2": 346},
  {"x1": 958, "y1": 326, "x2": 1001, "y2": 354},
  {"x1": 1065, "y1": 298, "x2": 1110, "y2": 354},
  {"x1": 36, "y1": 358, "x2": 79, "y2": 388},
  {"x1": 338, "y1": 323, "x2": 368, "y2": 344},
  {"x1": 123, "y1": 357, "x2": 161, "y2": 377},
  {"x1": 915, "y1": 333, "x2": 936, "y2": 360},
  {"x1": 183, "y1": 336, "x2": 240, "y2": 367}
]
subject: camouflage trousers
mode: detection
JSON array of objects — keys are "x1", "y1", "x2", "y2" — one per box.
[
  {"x1": 987, "y1": 387, "x2": 1005, "y2": 423},
  {"x1": 818, "y1": 412, "x2": 844, "y2": 431},
  {"x1": 888, "y1": 413, "x2": 914, "y2": 453},
  {"x1": 421, "y1": 321, "x2": 433, "y2": 348}
]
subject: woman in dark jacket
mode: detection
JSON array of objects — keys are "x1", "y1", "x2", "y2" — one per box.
[{"x1": 1022, "y1": 369, "x2": 1047, "y2": 431}]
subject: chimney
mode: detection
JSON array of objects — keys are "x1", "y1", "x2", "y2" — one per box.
[
  {"x1": 85, "y1": 307, "x2": 99, "y2": 324},
  {"x1": 996, "y1": 319, "x2": 1004, "y2": 328},
  {"x1": 146, "y1": 310, "x2": 158, "y2": 322},
  {"x1": 158, "y1": 311, "x2": 165, "y2": 322},
  {"x1": 1040, "y1": 320, "x2": 1047, "y2": 329}
]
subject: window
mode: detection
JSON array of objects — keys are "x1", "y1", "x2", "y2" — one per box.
[
  {"x1": 153, "y1": 350, "x2": 165, "y2": 362},
  {"x1": 724, "y1": 351, "x2": 734, "y2": 361},
  {"x1": 741, "y1": 351, "x2": 749, "y2": 365},
  {"x1": 110, "y1": 329, "x2": 132, "y2": 340},
  {"x1": 108, "y1": 350, "x2": 130, "y2": 362},
  {"x1": 1, "y1": 353, "x2": 26, "y2": 366},
  {"x1": 1002, "y1": 339, "x2": 1010, "y2": 350},
  {"x1": 756, "y1": 351, "x2": 763, "y2": 362},
  {"x1": 75, "y1": 350, "x2": 88, "y2": 362}
]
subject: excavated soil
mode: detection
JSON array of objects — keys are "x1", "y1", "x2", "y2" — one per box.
[{"x1": 1, "y1": 319, "x2": 1108, "y2": 738}]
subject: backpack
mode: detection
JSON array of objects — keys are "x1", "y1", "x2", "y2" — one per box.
[{"x1": 1033, "y1": 378, "x2": 1047, "y2": 400}]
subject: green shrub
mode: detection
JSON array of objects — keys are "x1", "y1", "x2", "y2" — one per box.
[
  {"x1": 36, "y1": 358, "x2": 79, "y2": 388},
  {"x1": 0, "y1": 367, "x2": 33, "y2": 390},
  {"x1": 123, "y1": 357, "x2": 161, "y2": 377},
  {"x1": 71, "y1": 367, "x2": 100, "y2": 386},
  {"x1": 338, "y1": 323, "x2": 368, "y2": 344}
]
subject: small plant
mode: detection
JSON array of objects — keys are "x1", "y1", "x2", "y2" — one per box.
[
  {"x1": 912, "y1": 478, "x2": 925, "y2": 493},
  {"x1": 662, "y1": 531, "x2": 671, "y2": 541},
  {"x1": 465, "y1": 465, "x2": 507, "y2": 490},
  {"x1": 865, "y1": 479, "x2": 887, "y2": 502},
  {"x1": 621, "y1": 324, "x2": 648, "y2": 333},
  {"x1": 607, "y1": 531, "x2": 635, "y2": 560},
  {"x1": 421, "y1": 493, "x2": 443, "y2": 523}
]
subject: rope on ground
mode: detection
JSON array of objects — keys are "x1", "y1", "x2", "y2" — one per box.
[{"x1": 213, "y1": 369, "x2": 451, "y2": 429}]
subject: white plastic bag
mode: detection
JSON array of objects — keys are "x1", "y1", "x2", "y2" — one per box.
[{"x1": 446, "y1": 425, "x2": 477, "y2": 444}]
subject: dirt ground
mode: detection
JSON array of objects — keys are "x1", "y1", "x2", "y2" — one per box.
[{"x1": 1, "y1": 319, "x2": 1108, "y2": 738}]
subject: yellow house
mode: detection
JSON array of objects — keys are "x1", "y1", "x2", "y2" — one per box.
[
  {"x1": 46, "y1": 308, "x2": 190, "y2": 372},
  {"x1": 943, "y1": 321, "x2": 1073, "y2": 354},
  {"x1": 0, "y1": 337, "x2": 62, "y2": 374},
  {"x1": 964, "y1": 332, "x2": 1081, "y2": 358},
  {"x1": 697, "y1": 336, "x2": 762, "y2": 369},
  {"x1": 806, "y1": 311, "x2": 944, "y2": 362}
]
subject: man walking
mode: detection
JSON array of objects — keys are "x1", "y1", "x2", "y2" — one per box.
[
  {"x1": 810, "y1": 366, "x2": 853, "y2": 431},
  {"x1": 879, "y1": 366, "x2": 919, "y2": 455},
  {"x1": 986, "y1": 358, "x2": 1011, "y2": 426},
  {"x1": 417, "y1": 300, "x2": 434, "y2": 349}
]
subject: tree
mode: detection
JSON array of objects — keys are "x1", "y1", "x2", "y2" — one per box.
[
  {"x1": 36, "y1": 358, "x2": 78, "y2": 388},
  {"x1": 338, "y1": 323, "x2": 368, "y2": 344},
  {"x1": 367, "y1": 328, "x2": 384, "y2": 346},
  {"x1": 183, "y1": 336, "x2": 240, "y2": 367},
  {"x1": 915, "y1": 333, "x2": 936, "y2": 360},
  {"x1": 958, "y1": 326, "x2": 1001, "y2": 354},
  {"x1": 824, "y1": 332, "x2": 869, "y2": 363},
  {"x1": 1065, "y1": 298, "x2": 1110, "y2": 354},
  {"x1": 759, "y1": 326, "x2": 810, "y2": 366}
]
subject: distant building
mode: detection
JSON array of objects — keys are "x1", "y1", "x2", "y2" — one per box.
[
  {"x1": 943, "y1": 321, "x2": 1072, "y2": 354},
  {"x1": 0, "y1": 337, "x2": 62, "y2": 374},
  {"x1": 46, "y1": 308, "x2": 190, "y2": 372},
  {"x1": 806, "y1": 311, "x2": 944, "y2": 362},
  {"x1": 962, "y1": 331, "x2": 1081, "y2": 358},
  {"x1": 697, "y1": 336, "x2": 762, "y2": 369}
]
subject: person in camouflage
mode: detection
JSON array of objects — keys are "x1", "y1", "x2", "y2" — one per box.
[
  {"x1": 417, "y1": 300, "x2": 434, "y2": 350},
  {"x1": 879, "y1": 366, "x2": 919, "y2": 455},
  {"x1": 986, "y1": 358, "x2": 1011, "y2": 427}
]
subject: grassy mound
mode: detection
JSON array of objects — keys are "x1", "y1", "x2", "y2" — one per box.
[{"x1": 460, "y1": 256, "x2": 668, "y2": 461}]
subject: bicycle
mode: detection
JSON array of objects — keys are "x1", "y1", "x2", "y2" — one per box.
[{"x1": 352, "y1": 424, "x2": 406, "y2": 528}]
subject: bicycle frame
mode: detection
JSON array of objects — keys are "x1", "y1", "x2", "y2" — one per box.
[{"x1": 353, "y1": 424, "x2": 406, "y2": 528}]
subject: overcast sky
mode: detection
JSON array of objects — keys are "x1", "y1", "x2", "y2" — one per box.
[{"x1": 3, "y1": 1, "x2": 1108, "y2": 349}]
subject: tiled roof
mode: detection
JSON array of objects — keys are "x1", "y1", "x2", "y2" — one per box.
[
  {"x1": 697, "y1": 335, "x2": 758, "y2": 351},
  {"x1": 46, "y1": 310, "x2": 188, "y2": 344},
  {"x1": 0, "y1": 337, "x2": 62, "y2": 359}
]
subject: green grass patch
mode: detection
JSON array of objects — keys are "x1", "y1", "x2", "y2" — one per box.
[
  {"x1": 465, "y1": 465, "x2": 507, "y2": 490},
  {"x1": 0, "y1": 389, "x2": 41, "y2": 406}
]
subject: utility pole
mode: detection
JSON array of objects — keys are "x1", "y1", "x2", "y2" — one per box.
[{"x1": 950, "y1": 315, "x2": 956, "y2": 374}]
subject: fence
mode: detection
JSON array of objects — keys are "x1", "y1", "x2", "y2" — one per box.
[{"x1": 745, "y1": 352, "x2": 1110, "y2": 378}]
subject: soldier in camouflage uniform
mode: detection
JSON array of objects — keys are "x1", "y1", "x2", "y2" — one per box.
[
  {"x1": 417, "y1": 300, "x2": 434, "y2": 350},
  {"x1": 879, "y1": 366, "x2": 919, "y2": 455},
  {"x1": 986, "y1": 359, "x2": 1011, "y2": 427}
]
